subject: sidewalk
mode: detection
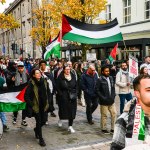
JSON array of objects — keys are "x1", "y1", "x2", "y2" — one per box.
[{"x1": 0, "y1": 96, "x2": 122, "y2": 150}]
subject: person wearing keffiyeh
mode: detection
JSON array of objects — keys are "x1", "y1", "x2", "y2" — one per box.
[
  {"x1": 111, "y1": 75, "x2": 150, "y2": 150},
  {"x1": 115, "y1": 62, "x2": 132, "y2": 114}
]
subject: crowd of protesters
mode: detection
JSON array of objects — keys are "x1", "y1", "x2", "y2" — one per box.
[{"x1": 0, "y1": 56, "x2": 150, "y2": 148}]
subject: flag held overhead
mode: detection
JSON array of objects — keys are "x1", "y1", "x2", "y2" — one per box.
[{"x1": 62, "y1": 15, "x2": 123, "y2": 44}]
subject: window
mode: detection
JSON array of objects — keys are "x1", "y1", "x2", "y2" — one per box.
[
  {"x1": 105, "y1": 5, "x2": 111, "y2": 21},
  {"x1": 22, "y1": 22, "x2": 26, "y2": 38},
  {"x1": 22, "y1": 4, "x2": 25, "y2": 16},
  {"x1": 28, "y1": 0, "x2": 31, "y2": 13},
  {"x1": 145, "y1": 0, "x2": 150, "y2": 19},
  {"x1": 123, "y1": 0, "x2": 131, "y2": 24}
]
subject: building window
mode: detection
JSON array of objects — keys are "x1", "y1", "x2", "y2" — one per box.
[
  {"x1": 145, "y1": 0, "x2": 150, "y2": 19},
  {"x1": 22, "y1": 4, "x2": 25, "y2": 16},
  {"x1": 105, "y1": 5, "x2": 111, "y2": 21},
  {"x1": 123, "y1": 0, "x2": 131, "y2": 24},
  {"x1": 28, "y1": 0, "x2": 31, "y2": 13}
]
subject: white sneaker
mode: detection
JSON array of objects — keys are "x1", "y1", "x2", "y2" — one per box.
[
  {"x1": 68, "y1": 126, "x2": 75, "y2": 133},
  {"x1": 45, "y1": 121, "x2": 49, "y2": 125},
  {"x1": 58, "y1": 120, "x2": 62, "y2": 127}
]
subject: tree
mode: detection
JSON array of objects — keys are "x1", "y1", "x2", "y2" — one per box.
[
  {"x1": 30, "y1": 0, "x2": 107, "y2": 59},
  {"x1": 0, "y1": 0, "x2": 6, "y2": 4},
  {"x1": 0, "y1": 13, "x2": 20, "y2": 29}
]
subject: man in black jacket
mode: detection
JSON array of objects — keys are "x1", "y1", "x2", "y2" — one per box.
[
  {"x1": 81, "y1": 64, "x2": 98, "y2": 125},
  {"x1": 96, "y1": 65, "x2": 117, "y2": 134}
]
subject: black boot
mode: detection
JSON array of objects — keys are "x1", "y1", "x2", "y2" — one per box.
[
  {"x1": 39, "y1": 138, "x2": 46, "y2": 147},
  {"x1": 34, "y1": 128, "x2": 39, "y2": 139}
]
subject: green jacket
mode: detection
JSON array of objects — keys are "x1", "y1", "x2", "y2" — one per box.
[{"x1": 25, "y1": 79, "x2": 49, "y2": 113}]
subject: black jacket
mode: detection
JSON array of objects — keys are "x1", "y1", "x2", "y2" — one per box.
[
  {"x1": 56, "y1": 72, "x2": 77, "y2": 120},
  {"x1": 95, "y1": 75, "x2": 115, "y2": 105},
  {"x1": 81, "y1": 71, "x2": 98, "y2": 98}
]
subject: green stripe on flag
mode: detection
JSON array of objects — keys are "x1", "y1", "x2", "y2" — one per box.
[
  {"x1": 45, "y1": 44, "x2": 60, "y2": 60},
  {"x1": 138, "y1": 109, "x2": 145, "y2": 140},
  {"x1": 63, "y1": 32, "x2": 123, "y2": 44},
  {"x1": 109, "y1": 55, "x2": 114, "y2": 63},
  {"x1": 0, "y1": 102, "x2": 26, "y2": 112}
]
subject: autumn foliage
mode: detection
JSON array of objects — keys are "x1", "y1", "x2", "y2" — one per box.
[
  {"x1": 0, "y1": 13, "x2": 20, "y2": 29},
  {"x1": 0, "y1": 0, "x2": 6, "y2": 4},
  {"x1": 31, "y1": 0, "x2": 107, "y2": 52}
]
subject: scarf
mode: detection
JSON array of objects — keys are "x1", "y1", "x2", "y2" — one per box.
[
  {"x1": 64, "y1": 74, "x2": 72, "y2": 81},
  {"x1": 41, "y1": 71, "x2": 53, "y2": 94},
  {"x1": 119, "y1": 68, "x2": 129, "y2": 82},
  {"x1": 15, "y1": 69, "x2": 27, "y2": 86},
  {"x1": 126, "y1": 100, "x2": 147, "y2": 146}
]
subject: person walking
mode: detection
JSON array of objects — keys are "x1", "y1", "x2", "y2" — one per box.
[
  {"x1": 56, "y1": 64, "x2": 77, "y2": 133},
  {"x1": 111, "y1": 75, "x2": 150, "y2": 149},
  {"x1": 76, "y1": 62, "x2": 85, "y2": 107},
  {"x1": 24, "y1": 68, "x2": 51, "y2": 146},
  {"x1": 81, "y1": 64, "x2": 98, "y2": 124},
  {"x1": 39, "y1": 60, "x2": 56, "y2": 119},
  {"x1": 115, "y1": 61, "x2": 132, "y2": 114},
  {"x1": 12, "y1": 61, "x2": 29, "y2": 126},
  {"x1": 95, "y1": 65, "x2": 116, "y2": 134},
  {"x1": 0, "y1": 75, "x2": 9, "y2": 132}
]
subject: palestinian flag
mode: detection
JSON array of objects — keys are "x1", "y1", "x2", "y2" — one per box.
[
  {"x1": 109, "y1": 43, "x2": 118, "y2": 63},
  {"x1": 0, "y1": 84, "x2": 27, "y2": 112},
  {"x1": 44, "y1": 33, "x2": 61, "y2": 60},
  {"x1": 62, "y1": 15, "x2": 123, "y2": 44}
]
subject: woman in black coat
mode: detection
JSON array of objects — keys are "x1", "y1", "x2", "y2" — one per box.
[
  {"x1": 24, "y1": 68, "x2": 51, "y2": 147},
  {"x1": 56, "y1": 64, "x2": 77, "y2": 133}
]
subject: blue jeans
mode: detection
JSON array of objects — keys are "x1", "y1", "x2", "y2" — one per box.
[
  {"x1": 119, "y1": 93, "x2": 132, "y2": 114},
  {"x1": 0, "y1": 112, "x2": 7, "y2": 125}
]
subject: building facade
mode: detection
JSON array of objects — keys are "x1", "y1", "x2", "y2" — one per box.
[
  {"x1": 0, "y1": 0, "x2": 41, "y2": 59},
  {"x1": 97, "y1": 0, "x2": 150, "y2": 61}
]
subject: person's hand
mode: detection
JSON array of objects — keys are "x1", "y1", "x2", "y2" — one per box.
[
  {"x1": 12, "y1": 76, "x2": 15, "y2": 81},
  {"x1": 127, "y1": 82, "x2": 130, "y2": 86}
]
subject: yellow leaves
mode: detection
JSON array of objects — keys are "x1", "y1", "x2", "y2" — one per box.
[
  {"x1": 0, "y1": 0, "x2": 6, "y2": 4},
  {"x1": 99, "y1": 20, "x2": 108, "y2": 24},
  {"x1": 0, "y1": 13, "x2": 20, "y2": 29},
  {"x1": 30, "y1": 0, "x2": 107, "y2": 48}
]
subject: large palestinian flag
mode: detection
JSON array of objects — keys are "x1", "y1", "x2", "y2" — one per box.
[
  {"x1": 62, "y1": 15, "x2": 123, "y2": 44},
  {"x1": 0, "y1": 84, "x2": 27, "y2": 112}
]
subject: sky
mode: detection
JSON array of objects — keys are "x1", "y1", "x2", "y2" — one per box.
[{"x1": 0, "y1": 0, "x2": 15, "y2": 13}]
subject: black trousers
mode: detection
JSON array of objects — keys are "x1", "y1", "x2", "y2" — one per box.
[
  {"x1": 68, "y1": 119, "x2": 73, "y2": 126},
  {"x1": 13, "y1": 110, "x2": 26, "y2": 120},
  {"x1": 34, "y1": 111, "x2": 47, "y2": 140},
  {"x1": 85, "y1": 96, "x2": 98, "y2": 122}
]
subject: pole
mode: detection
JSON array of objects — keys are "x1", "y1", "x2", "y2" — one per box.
[{"x1": 20, "y1": 3, "x2": 23, "y2": 59}]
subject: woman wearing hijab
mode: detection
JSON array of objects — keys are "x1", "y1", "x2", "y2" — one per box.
[
  {"x1": 24, "y1": 68, "x2": 51, "y2": 146},
  {"x1": 56, "y1": 64, "x2": 77, "y2": 133}
]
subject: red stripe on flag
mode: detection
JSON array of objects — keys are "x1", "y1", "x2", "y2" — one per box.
[
  {"x1": 110, "y1": 43, "x2": 118, "y2": 60},
  {"x1": 62, "y1": 15, "x2": 72, "y2": 37},
  {"x1": 16, "y1": 86, "x2": 28, "y2": 102}
]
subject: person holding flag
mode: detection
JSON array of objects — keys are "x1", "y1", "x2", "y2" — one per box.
[{"x1": 111, "y1": 75, "x2": 150, "y2": 149}]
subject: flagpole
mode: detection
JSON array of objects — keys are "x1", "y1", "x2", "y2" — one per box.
[{"x1": 122, "y1": 37, "x2": 129, "y2": 59}]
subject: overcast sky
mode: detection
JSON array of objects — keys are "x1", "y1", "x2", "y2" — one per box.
[{"x1": 0, "y1": 0, "x2": 15, "y2": 13}]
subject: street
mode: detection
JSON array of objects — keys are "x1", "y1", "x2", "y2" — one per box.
[{"x1": 0, "y1": 95, "x2": 122, "y2": 150}]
